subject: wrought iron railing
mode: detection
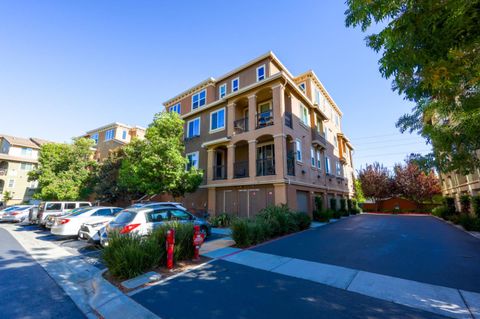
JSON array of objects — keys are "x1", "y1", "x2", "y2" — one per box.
[
  {"x1": 233, "y1": 161, "x2": 249, "y2": 178},
  {"x1": 256, "y1": 110, "x2": 273, "y2": 129},
  {"x1": 234, "y1": 117, "x2": 249, "y2": 133},
  {"x1": 213, "y1": 165, "x2": 226, "y2": 180},
  {"x1": 256, "y1": 158, "x2": 275, "y2": 176},
  {"x1": 287, "y1": 152, "x2": 295, "y2": 176},
  {"x1": 285, "y1": 112, "x2": 293, "y2": 129}
]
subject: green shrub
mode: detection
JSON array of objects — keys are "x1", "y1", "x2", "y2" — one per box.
[
  {"x1": 340, "y1": 198, "x2": 347, "y2": 211},
  {"x1": 292, "y1": 213, "x2": 312, "y2": 230},
  {"x1": 329, "y1": 198, "x2": 337, "y2": 211},
  {"x1": 443, "y1": 197, "x2": 456, "y2": 216},
  {"x1": 458, "y1": 214, "x2": 480, "y2": 231},
  {"x1": 210, "y1": 213, "x2": 233, "y2": 227},
  {"x1": 102, "y1": 232, "x2": 161, "y2": 279},
  {"x1": 350, "y1": 206, "x2": 361, "y2": 215},
  {"x1": 257, "y1": 205, "x2": 298, "y2": 235},
  {"x1": 231, "y1": 219, "x2": 252, "y2": 247},
  {"x1": 313, "y1": 209, "x2": 331, "y2": 222},
  {"x1": 314, "y1": 196, "x2": 323, "y2": 212},
  {"x1": 472, "y1": 195, "x2": 480, "y2": 218},
  {"x1": 329, "y1": 208, "x2": 342, "y2": 219},
  {"x1": 347, "y1": 199, "x2": 353, "y2": 212},
  {"x1": 460, "y1": 195, "x2": 471, "y2": 214},
  {"x1": 432, "y1": 206, "x2": 450, "y2": 219}
]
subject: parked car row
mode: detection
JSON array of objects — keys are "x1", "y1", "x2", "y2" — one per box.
[{"x1": 1, "y1": 201, "x2": 212, "y2": 248}]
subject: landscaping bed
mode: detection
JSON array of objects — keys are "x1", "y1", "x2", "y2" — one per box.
[{"x1": 432, "y1": 195, "x2": 480, "y2": 231}]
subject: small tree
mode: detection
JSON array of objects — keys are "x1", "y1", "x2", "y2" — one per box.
[
  {"x1": 329, "y1": 198, "x2": 337, "y2": 211},
  {"x1": 2, "y1": 191, "x2": 13, "y2": 206},
  {"x1": 29, "y1": 138, "x2": 97, "y2": 200},
  {"x1": 353, "y1": 179, "x2": 366, "y2": 203},
  {"x1": 460, "y1": 195, "x2": 471, "y2": 214},
  {"x1": 358, "y1": 162, "x2": 393, "y2": 210},
  {"x1": 393, "y1": 162, "x2": 441, "y2": 203},
  {"x1": 119, "y1": 112, "x2": 203, "y2": 198}
]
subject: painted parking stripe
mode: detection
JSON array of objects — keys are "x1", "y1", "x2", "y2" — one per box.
[{"x1": 221, "y1": 250, "x2": 479, "y2": 319}]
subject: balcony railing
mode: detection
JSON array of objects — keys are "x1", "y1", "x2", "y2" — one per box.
[
  {"x1": 0, "y1": 169, "x2": 7, "y2": 176},
  {"x1": 256, "y1": 158, "x2": 275, "y2": 176},
  {"x1": 256, "y1": 110, "x2": 273, "y2": 129},
  {"x1": 213, "y1": 165, "x2": 226, "y2": 180},
  {"x1": 234, "y1": 161, "x2": 249, "y2": 178},
  {"x1": 234, "y1": 117, "x2": 249, "y2": 133},
  {"x1": 312, "y1": 129, "x2": 327, "y2": 147},
  {"x1": 287, "y1": 152, "x2": 295, "y2": 176},
  {"x1": 285, "y1": 112, "x2": 293, "y2": 129}
]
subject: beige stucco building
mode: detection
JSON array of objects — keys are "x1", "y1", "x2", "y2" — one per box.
[
  {"x1": 164, "y1": 52, "x2": 354, "y2": 217},
  {"x1": 82, "y1": 122, "x2": 146, "y2": 161},
  {"x1": 0, "y1": 135, "x2": 50, "y2": 205},
  {"x1": 440, "y1": 164, "x2": 480, "y2": 210}
]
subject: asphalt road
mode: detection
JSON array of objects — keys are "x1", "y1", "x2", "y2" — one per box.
[
  {"x1": 0, "y1": 227, "x2": 85, "y2": 319},
  {"x1": 254, "y1": 214, "x2": 480, "y2": 292},
  {"x1": 132, "y1": 259, "x2": 448, "y2": 319}
]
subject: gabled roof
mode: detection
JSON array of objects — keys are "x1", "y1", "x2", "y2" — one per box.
[{"x1": 0, "y1": 134, "x2": 52, "y2": 149}]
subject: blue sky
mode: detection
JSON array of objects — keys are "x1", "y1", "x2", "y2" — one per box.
[{"x1": 0, "y1": 0, "x2": 430, "y2": 171}]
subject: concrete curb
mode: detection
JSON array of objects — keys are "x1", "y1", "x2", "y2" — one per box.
[{"x1": 430, "y1": 215, "x2": 480, "y2": 241}]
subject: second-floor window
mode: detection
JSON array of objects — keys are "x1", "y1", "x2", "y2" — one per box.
[
  {"x1": 187, "y1": 117, "x2": 200, "y2": 138},
  {"x1": 300, "y1": 104, "x2": 309, "y2": 126},
  {"x1": 210, "y1": 108, "x2": 225, "y2": 132},
  {"x1": 316, "y1": 150, "x2": 322, "y2": 170},
  {"x1": 232, "y1": 78, "x2": 239, "y2": 92},
  {"x1": 186, "y1": 152, "x2": 199, "y2": 170},
  {"x1": 21, "y1": 163, "x2": 33, "y2": 171},
  {"x1": 105, "y1": 129, "x2": 115, "y2": 141},
  {"x1": 21, "y1": 148, "x2": 32, "y2": 157},
  {"x1": 325, "y1": 156, "x2": 331, "y2": 174},
  {"x1": 192, "y1": 89, "x2": 206, "y2": 109},
  {"x1": 257, "y1": 65, "x2": 265, "y2": 82},
  {"x1": 310, "y1": 147, "x2": 315, "y2": 167},
  {"x1": 169, "y1": 103, "x2": 181, "y2": 114},
  {"x1": 122, "y1": 130, "x2": 127, "y2": 140},
  {"x1": 315, "y1": 89, "x2": 321, "y2": 105},
  {"x1": 91, "y1": 133, "x2": 98, "y2": 144},
  {"x1": 219, "y1": 84, "x2": 227, "y2": 99},
  {"x1": 295, "y1": 139, "x2": 302, "y2": 162},
  {"x1": 336, "y1": 161, "x2": 342, "y2": 176}
]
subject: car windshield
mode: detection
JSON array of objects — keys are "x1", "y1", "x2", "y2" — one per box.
[
  {"x1": 46, "y1": 203, "x2": 62, "y2": 211},
  {"x1": 4, "y1": 206, "x2": 19, "y2": 212},
  {"x1": 15, "y1": 206, "x2": 32, "y2": 211},
  {"x1": 69, "y1": 207, "x2": 93, "y2": 216},
  {"x1": 113, "y1": 211, "x2": 137, "y2": 224}
]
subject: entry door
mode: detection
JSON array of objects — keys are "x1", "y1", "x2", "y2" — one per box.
[{"x1": 215, "y1": 150, "x2": 225, "y2": 179}]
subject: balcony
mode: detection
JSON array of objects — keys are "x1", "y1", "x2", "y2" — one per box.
[
  {"x1": 0, "y1": 169, "x2": 7, "y2": 176},
  {"x1": 256, "y1": 158, "x2": 275, "y2": 176},
  {"x1": 256, "y1": 111, "x2": 273, "y2": 129},
  {"x1": 233, "y1": 161, "x2": 249, "y2": 178},
  {"x1": 287, "y1": 152, "x2": 295, "y2": 176},
  {"x1": 285, "y1": 112, "x2": 293, "y2": 129},
  {"x1": 234, "y1": 117, "x2": 249, "y2": 133},
  {"x1": 311, "y1": 129, "x2": 327, "y2": 149},
  {"x1": 213, "y1": 165, "x2": 226, "y2": 180}
]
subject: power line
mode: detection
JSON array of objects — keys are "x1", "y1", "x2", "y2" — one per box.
[
  {"x1": 355, "y1": 142, "x2": 432, "y2": 151},
  {"x1": 354, "y1": 150, "x2": 431, "y2": 158},
  {"x1": 354, "y1": 138, "x2": 426, "y2": 146}
]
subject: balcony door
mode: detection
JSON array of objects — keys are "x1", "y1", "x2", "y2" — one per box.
[
  {"x1": 214, "y1": 149, "x2": 226, "y2": 180},
  {"x1": 257, "y1": 144, "x2": 275, "y2": 176}
]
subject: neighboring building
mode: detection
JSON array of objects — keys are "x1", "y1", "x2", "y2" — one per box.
[
  {"x1": 0, "y1": 135, "x2": 51, "y2": 205},
  {"x1": 163, "y1": 51, "x2": 355, "y2": 217},
  {"x1": 82, "y1": 122, "x2": 146, "y2": 161},
  {"x1": 439, "y1": 163, "x2": 480, "y2": 211}
]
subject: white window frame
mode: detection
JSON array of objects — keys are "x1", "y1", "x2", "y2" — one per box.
[
  {"x1": 232, "y1": 77, "x2": 239, "y2": 92},
  {"x1": 310, "y1": 147, "x2": 316, "y2": 167},
  {"x1": 256, "y1": 65, "x2": 266, "y2": 82},
  {"x1": 315, "y1": 89, "x2": 321, "y2": 105},
  {"x1": 209, "y1": 107, "x2": 226, "y2": 133},
  {"x1": 91, "y1": 133, "x2": 99, "y2": 144},
  {"x1": 299, "y1": 82, "x2": 306, "y2": 93},
  {"x1": 186, "y1": 152, "x2": 199, "y2": 170},
  {"x1": 192, "y1": 89, "x2": 207, "y2": 109},
  {"x1": 169, "y1": 103, "x2": 181, "y2": 114},
  {"x1": 316, "y1": 150, "x2": 322, "y2": 170},
  {"x1": 8, "y1": 179, "x2": 14, "y2": 188},
  {"x1": 335, "y1": 113, "x2": 340, "y2": 127},
  {"x1": 187, "y1": 117, "x2": 201, "y2": 138},
  {"x1": 325, "y1": 156, "x2": 331, "y2": 174},
  {"x1": 300, "y1": 103, "x2": 309, "y2": 126},
  {"x1": 219, "y1": 84, "x2": 227, "y2": 99},
  {"x1": 336, "y1": 161, "x2": 342, "y2": 176},
  {"x1": 105, "y1": 129, "x2": 115, "y2": 141},
  {"x1": 295, "y1": 139, "x2": 303, "y2": 162}
]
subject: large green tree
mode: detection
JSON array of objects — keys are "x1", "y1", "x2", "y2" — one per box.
[
  {"x1": 119, "y1": 111, "x2": 203, "y2": 198},
  {"x1": 345, "y1": 0, "x2": 480, "y2": 174},
  {"x1": 29, "y1": 138, "x2": 97, "y2": 200}
]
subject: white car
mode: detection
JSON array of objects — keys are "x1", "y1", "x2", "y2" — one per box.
[
  {"x1": 78, "y1": 215, "x2": 121, "y2": 243},
  {"x1": 51, "y1": 206, "x2": 122, "y2": 237},
  {"x1": 1, "y1": 205, "x2": 36, "y2": 223},
  {"x1": 0, "y1": 206, "x2": 20, "y2": 219}
]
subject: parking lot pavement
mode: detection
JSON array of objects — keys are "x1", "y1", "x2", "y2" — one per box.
[
  {"x1": 13, "y1": 223, "x2": 105, "y2": 269},
  {"x1": 253, "y1": 214, "x2": 480, "y2": 292},
  {"x1": 0, "y1": 227, "x2": 85, "y2": 319},
  {"x1": 131, "y1": 259, "x2": 449, "y2": 319}
]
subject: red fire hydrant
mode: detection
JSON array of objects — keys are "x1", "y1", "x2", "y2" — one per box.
[
  {"x1": 166, "y1": 228, "x2": 175, "y2": 269},
  {"x1": 193, "y1": 225, "x2": 205, "y2": 261}
]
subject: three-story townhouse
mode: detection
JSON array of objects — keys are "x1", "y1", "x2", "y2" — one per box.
[{"x1": 164, "y1": 52, "x2": 354, "y2": 217}]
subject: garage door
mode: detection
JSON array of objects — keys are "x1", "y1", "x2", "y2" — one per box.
[{"x1": 296, "y1": 191, "x2": 308, "y2": 214}]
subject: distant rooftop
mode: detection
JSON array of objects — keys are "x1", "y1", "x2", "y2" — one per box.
[
  {"x1": 0, "y1": 134, "x2": 53, "y2": 149},
  {"x1": 85, "y1": 122, "x2": 146, "y2": 135}
]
